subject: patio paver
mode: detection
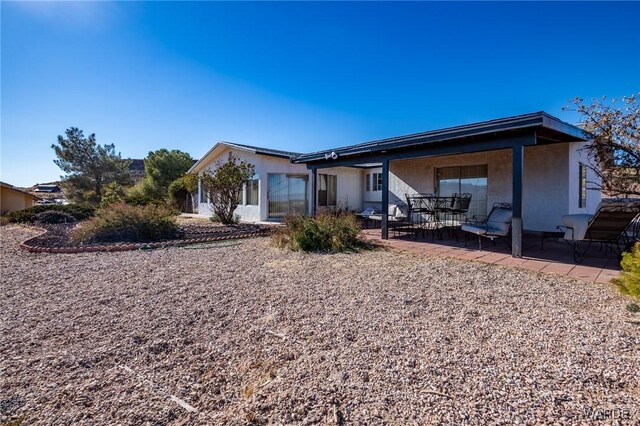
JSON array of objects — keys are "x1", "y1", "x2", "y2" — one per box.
[{"x1": 363, "y1": 229, "x2": 621, "y2": 283}]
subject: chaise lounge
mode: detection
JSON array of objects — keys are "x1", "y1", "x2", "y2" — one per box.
[{"x1": 557, "y1": 199, "x2": 640, "y2": 263}]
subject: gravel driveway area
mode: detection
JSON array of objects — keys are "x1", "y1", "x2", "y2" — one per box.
[{"x1": 1, "y1": 225, "x2": 638, "y2": 425}]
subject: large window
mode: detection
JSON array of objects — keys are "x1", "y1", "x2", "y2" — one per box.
[
  {"x1": 579, "y1": 163, "x2": 587, "y2": 208},
  {"x1": 318, "y1": 174, "x2": 337, "y2": 207},
  {"x1": 245, "y1": 179, "x2": 259, "y2": 206},
  {"x1": 436, "y1": 165, "x2": 488, "y2": 218},
  {"x1": 372, "y1": 172, "x2": 382, "y2": 191},
  {"x1": 365, "y1": 173, "x2": 370, "y2": 192}
]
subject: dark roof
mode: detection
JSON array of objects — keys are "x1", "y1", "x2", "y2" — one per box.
[{"x1": 292, "y1": 111, "x2": 587, "y2": 163}]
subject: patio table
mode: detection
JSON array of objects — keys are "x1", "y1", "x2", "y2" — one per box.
[{"x1": 406, "y1": 195, "x2": 455, "y2": 239}]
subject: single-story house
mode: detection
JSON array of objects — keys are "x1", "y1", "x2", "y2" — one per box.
[
  {"x1": 192, "y1": 112, "x2": 600, "y2": 257},
  {"x1": 188, "y1": 142, "x2": 363, "y2": 222},
  {"x1": 1, "y1": 182, "x2": 39, "y2": 215}
]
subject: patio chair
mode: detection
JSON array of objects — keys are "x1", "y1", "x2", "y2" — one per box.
[
  {"x1": 461, "y1": 203, "x2": 513, "y2": 250},
  {"x1": 405, "y1": 193, "x2": 438, "y2": 239},
  {"x1": 557, "y1": 199, "x2": 640, "y2": 263}
]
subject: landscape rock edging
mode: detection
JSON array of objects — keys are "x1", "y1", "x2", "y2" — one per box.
[{"x1": 17, "y1": 224, "x2": 271, "y2": 254}]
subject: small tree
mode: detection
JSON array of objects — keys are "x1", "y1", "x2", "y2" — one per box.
[
  {"x1": 564, "y1": 94, "x2": 640, "y2": 197},
  {"x1": 52, "y1": 127, "x2": 131, "y2": 204},
  {"x1": 201, "y1": 155, "x2": 255, "y2": 224}
]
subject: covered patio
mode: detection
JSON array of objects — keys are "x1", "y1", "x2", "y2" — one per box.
[
  {"x1": 293, "y1": 112, "x2": 596, "y2": 259},
  {"x1": 361, "y1": 228, "x2": 621, "y2": 283}
]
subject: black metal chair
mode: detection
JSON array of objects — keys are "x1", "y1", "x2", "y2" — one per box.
[
  {"x1": 461, "y1": 202, "x2": 513, "y2": 250},
  {"x1": 450, "y1": 193, "x2": 472, "y2": 225}
]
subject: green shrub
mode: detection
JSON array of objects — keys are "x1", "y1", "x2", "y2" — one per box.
[
  {"x1": 33, "y1": 210, "x2": 77, "y2": 224},
  {"x1": 613, "y1": 243, "x2": 640, "y2": 301},
  {"x1": 70, "y1": 203, "x2": 178, "y2": 243},
  {"x1": 3, "y1": 204, "x2": 95, "y2": 223},
  {"x1": 272, "y1": 211, "x2": 367, "y2": 253}
]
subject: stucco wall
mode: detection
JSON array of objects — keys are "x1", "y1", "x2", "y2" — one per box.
[
  {"x1": 0, "y1": 188, "x2": 34, "y2": 214},
  {"x1": 389, "y1": 149, "x2": 512, "y2": 211},
  {"x1": 385, "y1": 143, "x2": 599, "y2": 232},
  {"x1": 316, "y1": 166, "x2": 364, "y2": 212},
  {"x1": 567, "y1": 140, "x2": 601, "y2": 214}
]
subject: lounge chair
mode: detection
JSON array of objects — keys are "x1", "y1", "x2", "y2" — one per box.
[
  {"x1": 461, "y1": 203, "x2": 513, "y2": 250},
  {"x1": 557, "y1": 199, "x2": 640, "y2": 263}
]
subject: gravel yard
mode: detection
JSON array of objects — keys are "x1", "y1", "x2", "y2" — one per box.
[{"x1": 1, "y1": 225, "x2": 638, "y2": 425}]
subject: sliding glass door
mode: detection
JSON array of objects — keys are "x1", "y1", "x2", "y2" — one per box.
[
  {"x1": 436, "y1": 165, "x2": 488, "y2": 218},
  {"x1": 267, "y1": 174, "x2": 309, "y2": 219}
]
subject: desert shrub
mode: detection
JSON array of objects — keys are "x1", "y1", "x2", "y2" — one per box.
[
  {"x1": 613, "y1": 243, "x2": 640, "y2": 301},
  {"x1": 33, "y1": 210, "x2": 77, "y2": 224},
  {"x1": 272, "y1": 211, "x2": 367, "y2": 253},
  {"x1": 3, "y1": 204, "x2": 95, "y2": 223},
  {"x1": 70, "y1": 203, "x2": 178, "y2": 243}
]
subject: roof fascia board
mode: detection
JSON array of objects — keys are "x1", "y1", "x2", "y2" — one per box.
[{"x1": 304, "y1": 133, "x2": 537, "y2": 169}]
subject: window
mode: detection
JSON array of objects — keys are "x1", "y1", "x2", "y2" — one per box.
[
  {"x1": 365, "y1": 173, "x2": 370, "y2": 192},
  {"x1": 200, "y1": 180, "x2": 208, "y2": 203},
  {"x1": 318, "y1": 174, "x2": 337, "y2": 207},
  {"x1": 579, "y1": 163, "x2": 587, "y2": 208},
  {"x1": 436, "y1": 165, "x2": 488, "y2": 218},
  {"x1": 372, "y1": 173, "x2": 383, "y2": 191},
  {"x1": 268, "y1": 174, "x2": 308, "y2": 219},
  {"x1": 245, "y1": 179, "x2": 259, "y2": 206}
]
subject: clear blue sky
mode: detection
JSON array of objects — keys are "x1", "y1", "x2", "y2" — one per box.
[{"x1": 2, "y1": 1, "x2": 638, "y2": 187}]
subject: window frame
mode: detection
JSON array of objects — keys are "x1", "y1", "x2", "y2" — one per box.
[
  {"x1": 578, "y1": 162, "x2": 587, "y2": 208},
  {"x1": 245, "y1": 179, "x2": 259, "y2": 206},
  {"x1": 372, "y1": 172, "x2": 383, "y2": 191},
  {"x1": 365, "y1": 173, "x2": 370, "y2": 192}
]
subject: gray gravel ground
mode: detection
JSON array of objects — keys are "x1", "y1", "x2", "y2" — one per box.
[{"x1": 1, "y1": 225, "x2": 639, "y2": 425}]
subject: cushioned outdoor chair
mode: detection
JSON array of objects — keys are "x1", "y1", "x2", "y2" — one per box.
[
  {"x1": 557, "y1": 199, "x2": 640, "y2": 263},
  {"x1": 461, "y1": 203, "x2": 513, "y2": 250}
]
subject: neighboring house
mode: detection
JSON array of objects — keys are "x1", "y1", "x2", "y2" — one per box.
[
  {"x1": 33, "y1": 184, "x2": 61, "y2": 193},
  {"x1": 188, "y1": 142, "x2": 364, "y2": 222},
  {"x1": 0, "y1": 182, "x2": 39, "y2": 214},
  {"x1": 191, "y1": 112, "x2": 600, "y2": 257}
]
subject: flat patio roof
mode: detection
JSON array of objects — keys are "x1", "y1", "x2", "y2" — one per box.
[{"x1": 292, "y1": 111, "x2": 587, "y2": 167}]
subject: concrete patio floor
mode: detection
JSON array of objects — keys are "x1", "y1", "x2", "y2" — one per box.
[{"x1": 362, "y1": 228, "x2": 622, "y2": 284}]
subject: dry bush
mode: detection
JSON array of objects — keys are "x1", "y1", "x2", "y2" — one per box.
[{"x1": 70, "y1": 203, "x2": 178, "y2": 243}]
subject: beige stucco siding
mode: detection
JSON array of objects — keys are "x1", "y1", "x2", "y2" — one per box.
[
  {"x1": 1, "y1": 187, "x2": 36, "y2": 214},
  {"x1": 315, "y1": 166, "x2": 363, "y2": 211},
  {"x1": 389, "y1": 149, "x2": 512, "y2": 212}
]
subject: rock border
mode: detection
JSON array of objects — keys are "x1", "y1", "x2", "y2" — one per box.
[{"x1": 18, "y1": 224, "x2": 272, "y2": 254}]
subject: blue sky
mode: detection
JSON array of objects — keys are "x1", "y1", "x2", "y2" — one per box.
[{"x1": 2, "y1": 1, "x2": 639, "y2": 187}]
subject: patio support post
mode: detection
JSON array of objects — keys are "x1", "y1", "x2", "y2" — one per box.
[
  {"x1": 382, "y1": 159, "x2": 389, "y2": 240},
  {"x1": 512, "y1": 143, "x2": 524, "y2": 257},
  {"x1": 311, "y1": 167, "x2": 317, "y2": 217}
]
